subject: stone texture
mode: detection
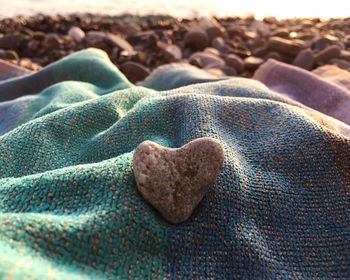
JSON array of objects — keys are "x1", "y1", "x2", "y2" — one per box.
[
  {"x1": 0, "y1": 49, "x2": 19, "y2": 60},
  {"x1": 197, "y1": 17, "x2": 224, "y2": 42},
  {"x1": 205, "y1": 68, "x2": 226, "y2": 76},
  {"x1": 42, "y1": 34, "x2": 62, "y2": 50},
  {"x1": 244, "y1": 56, "x2": 264, "y2": 70},
  {"x1": 225, "y1": 53, "x2": 244, "y2": 73},
  {"x1": 329, "y1": 58, "x2": 350, "y2": 70},
  {"x1": 315, "y1": 45, "x2": 341, "y2": 64},
  {"x1": 212, "y1": 37, "x2": 229, "y2": 53},
  {"x1": 271, "y1": 29, "x2": 290, "y2": 38},
  {"x1": 205, "y1": 64, "x2": 237, "y2": 76},
  {"x1": 189, "y1": 51, "x2": 225, "y2": 68},
  {"x1": 126, "y1": 31, "x2": 158, "y2": 49},
  {"x1": 265, "y1": 52, "x2": 282, "y2": 61},
  {"x1": 204, "y1": 47, "x2": 220, "y2": 56},
  {"x1": 164, "y1": 44, "x2": 182, "y2": 60},
  {"x1": 2, "y1": 14, "x2": 350, "y2": 78},
  {"x1": 184, "y1": 29, "x2": 209, "y2": 51},
  {"x1": 293, "y1": 48, "x2": 314, "y2": 70},
  {"x1": 267, "y1": 37, "x2": 305, "y2": 56},
  {"x1": 132, "y1": 137, "x2": 224, "y2": 224},
  {"x1": 313, "y1": 35, "x2": 338, "y2": 51},
  {"x1": 120, "y1": 61, "x2": 150, "y2": 83},
  {"x1": 0, "y1": 34, "x2": 24, "y2": 50},
  {"x1": 340, "y1": 50, "x2": 350, "y2": 61},
  {"x1": 85, "y1": 31, "x2": 134, "y2": 52},
  {"x1": 68, "y1": 26, "x2": 85, "y2": 42}
]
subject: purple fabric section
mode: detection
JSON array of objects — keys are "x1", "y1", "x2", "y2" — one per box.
[
  {"x1": 253, "y1": 59, "x2": 350, "y2": 125},
  {"x1": 313, "y1": 65, "x2": 350, "y2": 92},
  {"x1": 0, "y1": 60, "x2": 32, "y2": 81}
]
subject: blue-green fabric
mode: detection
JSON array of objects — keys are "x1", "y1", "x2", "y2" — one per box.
[{"x1": 0, "y1": 48, "x2": 349, "y2": 279}]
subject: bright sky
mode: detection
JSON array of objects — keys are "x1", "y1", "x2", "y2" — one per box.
[
  {"x1": 181, "y1": 0, "x2": 350, "y2": 18},
  {"x1": 1, "y1": 0, "x2": 349, "y2": 18}
]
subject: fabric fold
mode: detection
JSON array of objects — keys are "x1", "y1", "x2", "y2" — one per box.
[
  {"x1": 0, "y1": 49, "x2": 349, "y2": 279},
  {"x1": 253, "y1": 59, "x2": 350, "y2": 125}
]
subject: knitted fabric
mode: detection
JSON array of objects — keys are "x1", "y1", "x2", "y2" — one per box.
[{"x1": 0, "y1": 49, "x2": 349, "y2": 279}]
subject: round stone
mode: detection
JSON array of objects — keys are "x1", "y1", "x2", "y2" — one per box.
[
  {"x1": 315, "y1": 45, "x2": 341, "y2": 64},
  {"x1": 184, "y1": 29, "x2": 209, "y2": 51},
  {"x1": 293, "y1": 48, "x2": 315, "y2": 70},
  {"x1": 120, "y1": 61, "x2": 150, "y2": 83},
  {"x1": 0, "y1": 49, "x2": 19, "y2": 60},
  {"x1": 0, "y1": 34, "x2": 24, "y2": 50},
  {"x1": 244, "y1": 56, "x2": 264, "y2": 70},
  {"x1": 267, "y1": 36, "x2": 305, "y2": 56},
  {"x1": 189, "y1": 51, "x2": 225, "y2": 68},
  {"x1": 225, "y1": 54, "x2": 244, "y2": 73},
  {"x1": 68, "y1": 26, "x2": 85, "y2": 42}
]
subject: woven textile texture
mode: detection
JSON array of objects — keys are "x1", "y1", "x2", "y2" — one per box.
[{"x1": 0, "y1": 48, "x2": 349, "y2": 279}]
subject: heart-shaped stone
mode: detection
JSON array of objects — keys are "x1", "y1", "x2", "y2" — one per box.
[{"x1": 132, "y1": 137, "x2": 224, "y2": 224}]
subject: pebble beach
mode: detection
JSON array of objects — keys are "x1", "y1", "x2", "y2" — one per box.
[
  {"x1": 1, "y1": 3, "x2": 350, "y2": 278},
  {"x1": 0, "y1": 14, "x2": 349, "y2": 83}
]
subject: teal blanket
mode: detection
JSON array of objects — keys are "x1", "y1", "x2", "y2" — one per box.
[{"x1": 0, "y1": 49, "x2": 349, "y2": 279}]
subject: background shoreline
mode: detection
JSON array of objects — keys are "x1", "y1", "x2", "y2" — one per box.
[{"x1": 1, "y1": 14, "x2": 349, "y2": 82}]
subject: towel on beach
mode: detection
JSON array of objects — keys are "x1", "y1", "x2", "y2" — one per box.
[{"x1": 0, "y1": 48, "x2": 349, "y2": 279}]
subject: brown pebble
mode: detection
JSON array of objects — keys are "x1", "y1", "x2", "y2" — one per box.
[
  {"x1": 0, "y1": 49, "x2": 19, "y2": 60},
  {"x1": 120, "y1": 61, "x2": 150, "y2": 83},
  {"x1": 267, "y1": 36, "x2": 305, "y2": 56},
  {"x1": 253, "y1": 47, "x2": 269, "y2": 58},
  {"x1": 32, "y1": 32, "x2": 46, "y2": 41},
  {"x1": 85, "y1": 31, "x2": 134, "y2": 53},
  {"x1": 206, "y1": 26, "x2": 224, "y2": 42},
  {"x1": 265, "y1": 52, "x2": 282, "y2": 61},
  {"x1": 217, "y1": 65, "x2": 238, "y2": 76},
  {"x1": 106, "y1": 34, "x2": 134, "y2": 53},
  {"x1": 164, "y1": 44, "x2": 182, "y2": 60},
  {"x1": 249, "y1": 20, "x2": 270, "y2": 37},
  {"x1": 0, "y1": 34, "x2": 24, "y2": 50},
  {"x1": 205, "y1": 64, "x2": 237, "y2": 76},
  {"x1": 184, "y1": 29, "x2": 209, "y2": 51},
  {"x1": 197, "y1": 17, "x2": 224, "y2": 42},
  {"x1": 43, "y1": 34, "x2": 62, "y2": 49},
  {"x1": 68, "y1": 26, "x2": 85, "y2": 42},
  {"x1": 189, "y1": 52, "x2": 225, "y2": 68},
  {"x1": 203, "y1": 47, "x2": 220, "y2": 56},
  {"x1": 212, "y1": 37, "x2": 229, "y2": 53},
  {"x1": 132, "y1": 137, "x2": 224, "y2": 224},
  {"x1": 315, "y1": 45, "x2": 341, "y2": 64},
  {"x1": 329, "y1": 58, "x2": 350, "y2": 70},
  {"x1": 244, "y1": 56, "x2": 264, "y2": 70},
  {"x1": 340, "y1": 50, "x2": 350, "y2": 62},
  {"x1": 313, "y1": 35, "x2": 338, "y2": 51},
  {"x1": 293, "y1": 48, "x2": 314, "y2": 70},
  {"x1": 271, "y1": 29, "x2": 290, "y2": 38},
  {"x1": 225, "y1": 54, "x2": 244, "y2": 73},
  {"x1": 205, "y1": 68, "x2": 226, "y2": 76},
  {"x1": 226, "y1": 26, "x2": 244, "y2": 38},
  {"x1": 18, "y1": 58, "x2": 41, "y2": 71},
  {"x1": 126, "y1": 31, "x2": 158, "y2": 49}
]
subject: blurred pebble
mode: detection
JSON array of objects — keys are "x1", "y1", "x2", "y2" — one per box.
[
  {"x1": 0, "y1": 49, "x2": 19, "y2": 60},
  {"x1": 244, "y1": 56, "x2": 264, "y2": 70},
  {"x1": 189, "y1": 51, "x2": 225, "y2": 68},
  {"x1": 315, "y1": 45, "x2": 341, "y2": 64},
  {"x1": 225, "y1": 54, "x2": 244, "y2": 73},
  {"x1": 184, "y1": 29, "x2": 209, "y2": 51},
  {"x1": 120, "y1": 61, "x2": 150, "y2": 83},
  {"x1": 293, "y1": 48, "x2": 314, "y2": 70},
  {"x1": 267, "y1": 37, "x2": 305, "y2": 56},
  {"x1": 68, "y1": 26, "x2": 85, "y2": 42}
]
